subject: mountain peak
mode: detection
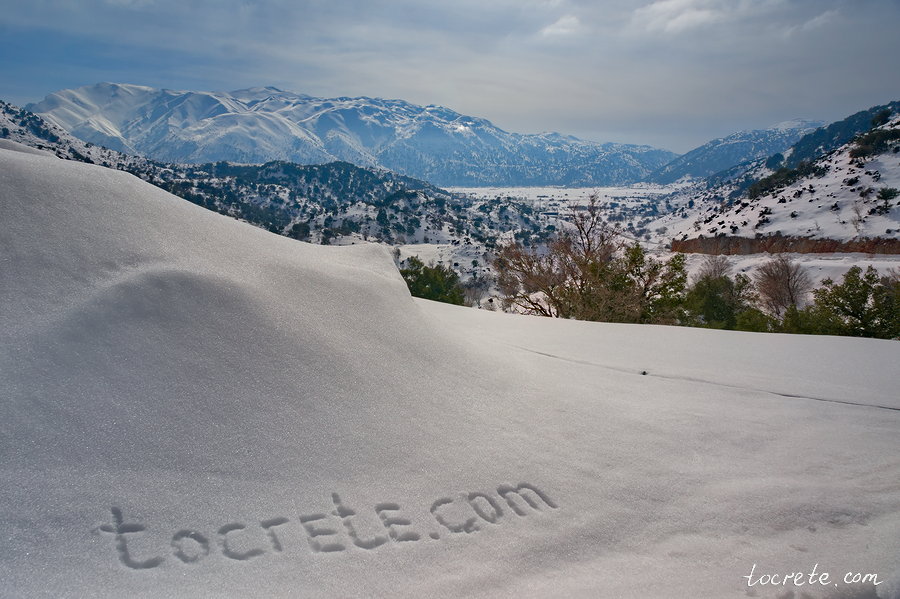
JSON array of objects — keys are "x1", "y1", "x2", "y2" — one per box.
[{"x1": 767, "y1": 118, "x2": 824, "y2": 132}]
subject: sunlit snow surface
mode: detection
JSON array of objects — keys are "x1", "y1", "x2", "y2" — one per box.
[{"x1": 1, "y1": 142, "x2": 898, "y2": 598}]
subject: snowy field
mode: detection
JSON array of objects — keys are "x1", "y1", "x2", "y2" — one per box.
[
  {"x1": 1, "y1": 142, "x2": 899, "y2": 598},
  {"x1": 448, "y1": 184, "x2": 686, "y2": 214}
]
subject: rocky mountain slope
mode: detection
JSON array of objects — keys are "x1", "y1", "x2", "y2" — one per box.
[{"x1": 27, "y1": 83, "x2": 677, "y2": 187}]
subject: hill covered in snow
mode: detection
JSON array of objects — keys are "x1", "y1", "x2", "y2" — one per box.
[
  {"x1": 644, "y1": 103, "x2": 900, "y2": 253},
  {"x1": 27, "y1": 82, "x2": 677, "y2": 187},
  {"x1": 665, "y1": 116, "x2": 900, "y2": 253},
  {"x1": 1, "y1": 136, "x2": 899, "y2": 598}
]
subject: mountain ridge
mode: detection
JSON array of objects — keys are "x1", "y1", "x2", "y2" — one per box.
[
  {"x1": 28, "y1": 82, "x2": 677, "y2": 187},
  {"x1": 647, "y1": 120, "x2": 822, "y2": 184}
]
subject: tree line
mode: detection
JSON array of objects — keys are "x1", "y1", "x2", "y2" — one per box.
[{"x1": 402, "y1": 194, "x2": 899, "y2": 340}]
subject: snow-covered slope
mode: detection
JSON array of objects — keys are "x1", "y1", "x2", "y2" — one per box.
[
  {"x1": 0, "y1": 99, "x2": 152, "y2": 169},
  {"x1": 667, "y1": 118, "x2": 900, "y2": 246},
  {"x1": 2, "y1": 142, "x2": 899, "y2": 598},
  {"x1": 27, "y1": 82, "x2": 677, "y2": 186},
  {"x1": 648, "y1": 120, "x2": 822, "y2": 184}
]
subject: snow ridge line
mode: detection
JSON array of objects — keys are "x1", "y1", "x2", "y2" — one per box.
[{"x1": 510, "y1": 345, "x2": 900, "y2": 413}]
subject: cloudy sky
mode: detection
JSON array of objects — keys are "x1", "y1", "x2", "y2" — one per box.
[{"x1": 2, "y1": 0, "x2": 899, "y2": 152}]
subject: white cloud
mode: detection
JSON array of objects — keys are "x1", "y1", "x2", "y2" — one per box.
[
  {"x1": 633, "y1": 0, "x2": 724, "y2": 33},
  {"x1": 539, "y1": 14, "x2": 583, "y2": 36},
  {"x1": 781, "y1": 9, "x2": 838, "y2": 38},
  {"x1": 630, "y1": 0, "x2": 791, "y2": 34}
]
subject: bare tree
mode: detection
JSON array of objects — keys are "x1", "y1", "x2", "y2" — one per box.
[
  {"x1": 493, "y1": 194, "x2": 686, "y2": 323},
  {"x1": 462, "y1": 274, "x2": 492, "y2": 308},
  {"x1": 850, "y1": 200, "x2": 865, "y2": 236},
  {"x1": 494, "y1": 194, "x2": 622, "y2": 317},
  {"x1": 495, "y1": 241, "x2": 567, "y2": 316},
  {"x1": 753, "y1": 254, "x2": 812, "y2": 318},
  {"x1": 695, "y1": 254, "x2": 731, "y2": 282}
]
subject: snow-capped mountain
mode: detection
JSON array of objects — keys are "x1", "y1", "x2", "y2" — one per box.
[
  {"x1": 647, "y1": 119, "x2": 822, "y2": 184},
  {"x1": 27, "y1": 83, "x2": 677, "y2": 187}
]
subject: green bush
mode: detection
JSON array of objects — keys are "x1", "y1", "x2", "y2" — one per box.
[
  {"x1": 849, "y1": 129, "x2": 900, "y2": 159},
  {"x1": 792, "y1": 266, "x2": 899, "y2": 339},
  {"x1": 872, "y1": 109, "x2": 892, "y2": 128},
  {"x1": 735, "y1": 308, "x2": 777, "y2": 332},
  {"x1": 399, "y1": 256, "x2": 465, "y2": 305},
  {"x1": 877, "y1": 187, "x2": 899, "y2": 201},
  {"x1": 683, "y1": 273, "x2": 754, "y2": 330}
]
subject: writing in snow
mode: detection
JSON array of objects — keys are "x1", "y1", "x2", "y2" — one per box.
[
  {"x1": 94, "y1": 482, "x2": 559, "y2": 570},
  {"x1": 744, "y1": 563, "x2": 882, "y2": 587}
]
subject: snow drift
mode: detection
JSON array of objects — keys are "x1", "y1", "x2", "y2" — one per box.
[{"x1": 1, "y1": 141, "x2": 898, "y2": 598}]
